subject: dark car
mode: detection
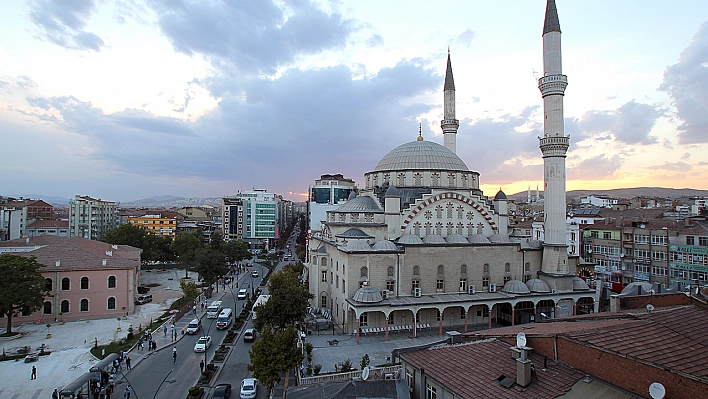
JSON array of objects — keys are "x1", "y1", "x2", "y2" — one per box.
[{"x1": 213, "y1": 383, "x2": 232, "y2": 399}]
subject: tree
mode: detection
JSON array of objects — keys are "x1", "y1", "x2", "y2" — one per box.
[
  {"x1": 180, "y1": 279, "x2": 201, "y2": 300},
  {"x1": 103, "y1": 223, "x2": 147, "y2": 248},
  {"x1": 194, "y1": 247, "x2": 228, "y2": 284},
  {"x1": 0, "y1": 254, "x2": 50, "y2": 334},
  {"x1": 253, "y1": 269, "x2": 312, "y2": 332},
  {"x1": 223, "y1": 240, "x2": 251, "y2": 265},
  {"x1": 171, "y1": 231, "x2": 204, "y2": 278},
  {"x1": 248, "y1": 325, "x2": 303, "y2": 391},
  {"x1": 104, "y1": 223, "x2": 174, "y2": 264}
]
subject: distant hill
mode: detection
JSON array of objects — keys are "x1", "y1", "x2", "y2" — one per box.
[{"x1": 509, "y1": 187, "x2": 708, "y2": 201}]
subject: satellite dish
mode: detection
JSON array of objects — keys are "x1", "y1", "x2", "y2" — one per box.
[
  {"x1": 362, "y1": 366, "x2": 370, "y2": 381},
  {"x1": 646, "y1": 304, "x2": 654, "y2": 312},
  {"x1": 516, "y1": 332, "x2": 527, "y2": 348},
  {"x1": 700, "y1": 287, "x2": 708, "y2": 297},
  {"x1": 648, "y1": 382, "x2": 666, "y2": 399}
]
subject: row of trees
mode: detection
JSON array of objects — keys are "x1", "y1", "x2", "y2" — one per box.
[
  {"x1": 248, "y1": 266, "x2": 313, "y2": 391},
  {"x1": 104, "y1": 224, "x2": 252, "y2": 285}
]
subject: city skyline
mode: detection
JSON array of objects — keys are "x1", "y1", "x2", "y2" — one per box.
[{"x1": 2, "y1": 1, "x2": 708, "y2": 202}]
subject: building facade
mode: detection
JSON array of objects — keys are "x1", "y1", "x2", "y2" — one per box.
[
  {"x1": 1, "y1": 198, "x2": 54, "y2": 241},
  {"x1": 308, "y1": 174, "x2": 357, "y2": 233},
  {"x1": 223, "y1": 190, "x2": 280, "y2": 249},
  {"x1": 127, "y1": 211, "x2": 181, "y2": 238},
  {"x1": 69, "y1": 195, "x2": 118, "y2": 240}
]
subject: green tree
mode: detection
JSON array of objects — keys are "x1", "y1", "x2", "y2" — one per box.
[
  {"x1": 223, "y1": 240, "x2": 251, "y2": 265},
  {"x1": 142, "y1": 233, "x2": 175, "y2": 263},
  {"x1": 195, "y1": 247, "x2": 228, "y2": 284},
  {"x1": 171, "y1": 231, "x2": 204, "y2": 278},
  {"x1": 180, "y1": 279, "x2": 201, "y2": 300},
  {"x1": 0, "y1": 255, "x2": 50, "y2": 334},
  {"x1": 253, "y1": 268, "x2": 312, "y2": 332},
  {"x1": 248, "y1": 325, "x2": 303, "y2": 391},
  {"x1": 104, "y1": 223, "x2": 174, "y2": 264},
  {"x1": 103, "y1": 223, "x2": 147, "y2": 248}
]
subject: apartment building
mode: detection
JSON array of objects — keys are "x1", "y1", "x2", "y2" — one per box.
[
  {"x1": 0, "y1": 198, "x2": 54, "y2": 241},
  {"x1": 669, "y1": 219, "x2": 708, "y2": 287},
  {"x1": 127, "y1": 211, "x2": 181, "y2": 237},
  {"x1": 68, "y1": 195, "x2": 118, "y2": 240}
]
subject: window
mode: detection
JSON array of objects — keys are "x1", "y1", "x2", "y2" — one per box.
[
  {"x1": 503, "y1": 276, "x2": 511, "y2": 285},
  {"x1": 336, "y1": 276, "x2": 339, "y2": 288},
  {"x1": 483, "y1": 264, "x2": 490, "y2": 274},
  {"x1": 651, "y1": 235, "x2": 667, "y2": 245},
  {"x1": 43, "y1": 301, "x2": 52, "y2": 315},
  {"x1": 482, "y1": 277, "x2": 489, "y2": 288},
  {"x1": 107, "y1": 297, "x2": 116, "y2": 310},
  {"x1": 80, "y1": 299, "x2": 89, "y2": 312},
  {"x1": 360, "y1": 313, "x2": 368, "y2": 327},
  {"x1": 80, "y1": 277, "x2": 89, "y2": 290},
  {"x1": 634, "y1": 249, "x2": 650, "y2": 259},
  {"x1": 412, "y1": 280, "x2": 420, "y2": 290},
  {"x1": 436, "y1": 279, "x2": 444, "y2": 292},
  {"x1": 590, "y1": 231, "x2": 599, "y2": 238},
  {"x1": 342, "y1": 280, "x2": 346, "y2": 294},
  {"x1": 426, "y1": 384, "x2": 437, "y2": 399},
  {"x1": 459, "y1": 278, "x2": 467, "y2": 292},
  {"x1": 321, "y1": 270, "x2": 327, "y2": 282},
  {"x1": 321, "y1": 295, "x2": 327, "y2": 308},
  {"x1": 386, "y1": 280, "x2": 395, "y2": 292},
  {"x1": 504, "y1": 263, "x2": 510, "y2": 273},
  {"x1": 45, "y1": 278, "x2": 53, "y2": 291},
  {"x1": 686, "y1": 236, "x2": 695, "y2": 245},
  {"x1": 60, "y1": 300, "x2": 69, "y2": 313},
  {"x1": 652, "y1": 266, "x2": 667, "y2": 277},
  {"x1": 108, "y1": 276, "x2": 116, "y2": 288},
  {"x1": 700, "y1": 237, "x2": 708, "y2": 247},
  {"x1": 406, "y1": 369, "x2": 414, "y2": 392},
  {"x1": 525, "y1": 262, "x2": 531, "y2": 272},
  {"x1": 652, "y1": 251, "x2": 667, "y2": 261},
  {"x1": 634, "y1": 234, "x2": 649, "y2": 244},
  {"x1": 603, "y1": 231, "x2": 612, "y2": 239},
  {"x1": 61, "y1": 277, "x2": 70, "y2": 291}
]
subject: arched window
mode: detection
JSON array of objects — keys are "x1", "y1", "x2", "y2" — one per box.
[
  {"x1": 107, "y1": 297, "x2": 116, "y2": 310},
  {"x1": 435, "y1": 205, "x2": 443, "y2": 219},
  {"x1": 388, "y1": 266, "x2": 395, "y2": 277},
  {"x1": 43, "y1": 301, "x2": 52, "y2": 315},
  {"x1": 60, "y1": 300, "x2": 69, "y2": 313},
  {"x1": 413, "y1": 221, "x2": 421, "y2": 236},
  {"x1": 446, "y1": 202, "x2": 454, "y2": 218},
  {"x1": 80, "y1": 298, "x2": 89, "y2": 312},
  {"x1": 321, "y1": 258, "x2": 327, "y2": 267},
  {"x1": 504, "y1": 263, "x2": 511, "y2": 273},
  {"x1": 108, "y1": 276, "x2": 116, "y2": 288},
  {"x1": 61, "y1": 277, "x2": 70, "y2": 291},
  {"x1": 525, "y1": 262, "x2": 531, "y2": 272},
  {"x1": 360, "y1": 267, "x2": 368, "y2": 278},
  {"x1": 413, "y1": 173, "x2": 422, "y2": 186},
  {"x1": 437, "y1": 265, "x2": 444, "y2": 276},
  {"x1": 413, "y1": 265, "x2": 420, "y2": 276},
  {"x1": 81, "y1": 277, "x2": 89, "y2": 290},
  {"x1": 45, "y1": 278, "x2": 53, "y2": 291},
  {"x1": 461, "y1": 265, "x2": 467, "y2": 275},
  {"x1": 435, "y1": 222, "x2": 443, "y2": 235},
  {"x1": 483, "y1": 264, "x2": 490, "y2": 274}
]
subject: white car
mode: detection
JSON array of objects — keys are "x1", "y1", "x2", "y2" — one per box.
[
  {"x1": 237, "y1": 288, "x2": 248, "y2": 300},
  {"x1": 194, "y1": 336, "x2": 212, "y2": 353},
  {"x1": 240, "y1": 378, "x2": 258, "y2": 399}
]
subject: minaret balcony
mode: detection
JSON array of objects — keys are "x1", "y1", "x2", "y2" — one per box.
[
  {"x1": 538, "y1": 74, "x2": 568, "y2": 97},
  {"x1": 539, "y1": 136, "x2": 569, "y2": 156},
  {"x1": 441, "y1": 118, "x2": 459, "y2": 130}
]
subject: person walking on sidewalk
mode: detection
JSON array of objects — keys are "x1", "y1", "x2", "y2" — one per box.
[
  {"x1": 199, "y1": 359, "x2": 204, "y2": 373},
  {"x1": 172, "y1": 347, "x2": 177, "y2": 363},
  {"x1": 31, "y1": 365, "x2": 37, "y2": 380},
  {"x1": 125, "y1": 356, "x2": 131, "y2": 370},
  {"x1": 123, "y1": 386, "x2": 131, "y2": 399},
  {"x1": 164, "y1": 325, "x2": 167, "y2": 337}
]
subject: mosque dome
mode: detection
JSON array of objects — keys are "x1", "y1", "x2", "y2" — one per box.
[
  {"x1": 398, "y1": 235, "x2": 424, "y2": 245},
  {"x1": 468, "y1": 234, "x2": 490, "y2": 244},
  {"x1": 346, "y1": 240, "x2": 372, "y2": 251},
  {"x1": 503, "y1": 280, "x2": 531, "y2": 294},
  {"x1": 335, "y1": 196, "x2": 382, "y2": 213},
  {"x1": 422, "y1": 234, "x2": 446, "y2": 244},
  {"x1": 352, "y1": 284, "x2": 384, "y2": 303},
  {"x1": 572, "y1": 277, "x2": 590, "y2": 291},
  {"x1": 373, "y1": 140, "x2": 469, "y2": 173},
  {"x1": 446, "y1": 234, "x2": 468, "y2": 244},
  {"x1": 488, "y1": 234, "x2": 512, "y2": 244},
  {"x1": 335, "y1": 228, "x2": 374, "y2": 239},
  {"x1": 494, "y1": 190, "x2": 507, "y2": 200},
  {"x1": 526, "y1": 279, "x2": 551, "y2": 293},
  {"x1": 372, "y1": 240, "x2": 399, "y2": 251}
]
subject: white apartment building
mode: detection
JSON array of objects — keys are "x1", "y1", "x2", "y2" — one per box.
[
  {"x1": 68, "y1": 195, "x2": 118, "y2": 240},
  {"x1": 308, "y1": 174, "x2": 357, "y2": 233}
]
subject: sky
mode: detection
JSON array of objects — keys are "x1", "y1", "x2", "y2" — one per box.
[{"x1": 2, "y1": 0, "x2": 708, "y2": 203}]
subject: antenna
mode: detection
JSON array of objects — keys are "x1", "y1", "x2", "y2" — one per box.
[
  {"x1": 362, "y1": 366, "x2": 370, "y2": 381},
  {"x1": 648, "y1": 382, "x2": 666, "y2": 399}
]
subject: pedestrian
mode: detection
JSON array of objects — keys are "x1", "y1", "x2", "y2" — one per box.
[
  {"x1": 31, "y1": 365, "x2": 37, "y2": 380},
  {"x1": 152, "y1": 340, "x2": 157, "y2": 351},
  {"x1": 163, "y1": 325, "x2": 167, "y2": 337},
  {"x1": 172, "y1": 347, "x2": 177, "y2": 363},
  {"x1": 126, "y1": 356, "x2": 131, "y2": 370},
  {"x1": 193, "y1": 305, "x2": 197, "y2": 315},
  {"x1": 123, "y1": 386, "x2": 131, "y2": 399},
  {"x1": 137, "y1": 337, "x2": 143, "y2": 350},
  {"x1": 199, "y1": 359, "x2": 204, "y2": 373},
  {"x1": 106, "y1": 383, "x2": 113, "y2": 399},
  {"x1": 52, "y1": 388, "x2": 58, "y2": 399}
]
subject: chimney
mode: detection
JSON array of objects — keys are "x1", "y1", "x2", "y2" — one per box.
[
  {"x1": 102, "y1": 259, "x2": 107, "y2": 266},
  {"x1": 106, "y1": 250, "x2": 112, "y2": 256},
  {"x1": 26, "y1": 237, "x2": 30, "y2": 244},
  {"x1": 55, "y1": 260, "x2": 60, "y2": 267},
  {"x1": 516, "y1": 347, "x2": 533, "y2": 387}
]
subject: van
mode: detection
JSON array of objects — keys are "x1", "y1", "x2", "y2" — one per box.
[
  {"x1": 216, "y1": 308, "x2": 233, "y2": 329},
  {"x1": 135, "y1": 294, "x2": 152, "y2": 305},
  {"x1": 186, "y1": 319, "x2": 201, "y2": 334},
  {"x1": 237, "y1": 289, "x2": 248, "y2": 300},
  {"x1": 206, "y1": 301, "x2": 223, "y2": 318}
]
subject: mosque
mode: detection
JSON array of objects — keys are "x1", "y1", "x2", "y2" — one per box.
[{"x1": 307, "y1": 1, "x2": 595, "y2": 342}]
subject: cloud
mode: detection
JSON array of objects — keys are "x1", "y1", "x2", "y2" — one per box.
[
  {"x1": 657, "y1": 161, "x2": 692, "y2": 172},
  {"x1": 28, "y1": 0, "x2": 105, "y2": 51},
  {"x1": 455, "y1": 29, "x2": 475, "y2": 47},
  {"x1": 660, "y1": 21, "x2": 708, "y2": 144},
  {"x1": 578, "y1": 100, "x2": 660, "y2": 145},
  {"x1": 150, "y1": 0, "x2": 356, "y2": 77},
  {"x1": 569, "y1": 154, "x2": 623, "y2": 180}
]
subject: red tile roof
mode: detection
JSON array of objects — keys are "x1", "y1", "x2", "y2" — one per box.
[
  {"x1": 400, "y1": 339, "x2": 584, "y2": 399},
  {"x1": 27, "y1": 219, "x2": 69, "y2": 229},
  {"x1": 11, "y1": 236, "x2": 141, "y2": 271}
]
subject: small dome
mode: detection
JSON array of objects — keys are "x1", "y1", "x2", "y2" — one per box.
[
  {"x1": 372, "y1": 240, "x2": 398, "y2": 251},
  {"x1": 572, "y1": 277, "x2": 590, "y2": 291},
  {"x1": 346, "y1": 240, "x2": 372, "y2": 251},
  {"x1": 503, "y1": 280, "x2": 531, "y2": 294},
  {"x1": 385, "y1": 185, "x2": 401, "y2": 197},
  {"x1": 488, "y1": 234, "x2": 511, "y2": 244},
  {"x1": 336, "y1": 196, "x2": 382, "y2": 213},
  {"x1": 494, "y1": 190, "x2": 507, "y2": 200},
  {"x1": 352, "y1": 285, "x2": 384, "y2": 303},
  {"x1": 620, "y1": 282, "x2": 652, "y2": 296},
  {"x1": 398, "y1": 235, "x2": 423, "y2": 245},
  {"x1": 336, "y1": 228, "x2": 374, "y2": 239},
  {"x1": 526, "y1": 279, "x2": 551, "y2": 293},
  {"x1": 422, "y1": 234, "x2": 446, "y2": 244},
  {"x1": 446, "y1": 234, "x2": 468, "y2": 244},
  {"x1": 348, "y1": 191, "x2": 357, "y2": 200},
  {"x1": 468, "y1": 234, "x2": 490, "y2": 244}
]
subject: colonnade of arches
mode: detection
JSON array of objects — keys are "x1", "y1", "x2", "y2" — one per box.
[{"x1": 347, "y1": 296, "x2": 594, "y2": 344}]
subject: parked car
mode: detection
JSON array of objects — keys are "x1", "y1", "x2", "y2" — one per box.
[
  {"x1": 243, "y1": 328, "x2": 256, "y2": 342},
  {"x1": 240, "y1": 378, "x2": 258, "y2": 399},
  {"x1": 212, "y1": 383, "x2": 232, "y2": 399},
  {"x1": 194, "y1": 336, "x2": 212, "y2": 352},
  {"x1": 135, "y1": 294, "x2": 152, "y2": 305}
]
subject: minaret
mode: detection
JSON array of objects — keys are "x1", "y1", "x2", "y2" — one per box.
[
  {"x1": 539, "y1": 0, "x2": 569, "y2": 274},
  {"x1": 442, "y1": 48, "x2": 459, "y2": 153}
]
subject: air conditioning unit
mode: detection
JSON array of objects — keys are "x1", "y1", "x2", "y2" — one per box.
[
  {"x1": 468, "y1": 285, "x2": 476, "y2": 294},
  {"x1": 551, "y1": 289, "x2": 557, "y2": 294},
  {"x1": 413, "y1": 288, "x2": 422, "y2": 298},
  {"x1": 489, "y1": 284, "x2": 497, "y2": 293},
  {"x1": 381, "y1": 290, "x2": 389, "y2": 299}
]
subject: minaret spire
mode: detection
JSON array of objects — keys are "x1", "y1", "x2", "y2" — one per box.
[
  {"x1": 539, "y1": 0, "x2": 569, "y2": 274},
  {"x1": 442, "y1": 48, "x2": 459, "y2": 153}
]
